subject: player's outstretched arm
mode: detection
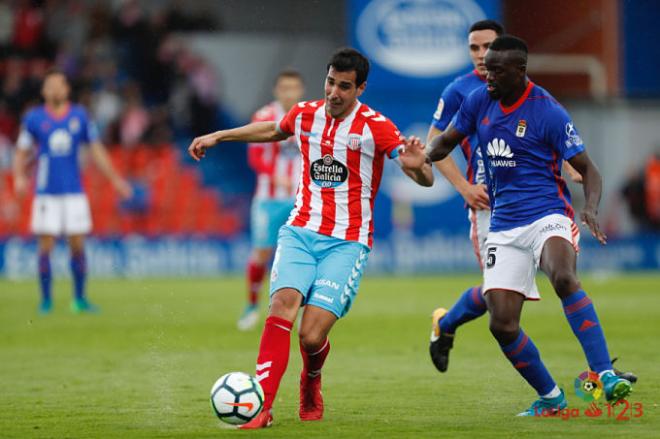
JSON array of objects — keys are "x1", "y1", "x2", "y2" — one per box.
[
  {"x1": 426, "y1": 126, "x2": 465, "y2": 163},
  {"x1": 399, "y1": 136, "x2": 434, "y2": 187},
  {"x1": 188, "y1": 122, "x2": 289, "y2": 162},
  {"x1": 568, "y1": 151, "x2": 607, "y2": 245},
  {"x1": 426, "y1": 124, "x2": 489, "y2": 209},
  {"x1": 89, "y1": 142, "x2": 133, "y2": 199}
]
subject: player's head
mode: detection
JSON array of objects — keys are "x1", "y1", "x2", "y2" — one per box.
[
  {"x1": 325, "y1": 48, "x2": 369, "y2": 119},
  {"x1": 274, "y1": 68, "x2": 305, "y2": 112},
  {"x1": 484, "y1": 35, "x2": 528, "y2": 100},
  {"x1": 41, "y1": 69, "x2": 70, "y2": 106},
  {"x1": 468, "y1": 20, "x2": 504, "y2": 76}
]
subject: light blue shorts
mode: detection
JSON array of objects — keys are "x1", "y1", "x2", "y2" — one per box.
[
  {"x1": 251, "y1": 198, "x2": 295, "y2": 248},
  {"x1": 269, "y1": 225, "x2": 370, "y2": 318}
]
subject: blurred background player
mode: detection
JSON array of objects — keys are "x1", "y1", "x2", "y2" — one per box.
[
  {"x1": 428, "y1": 20, "x2": 583, "y2": 372},
  {"x1": 189, "y1": 48, "x2": 433, "y2": 429},
  {"x1": 427, "y1": 35, "x2": 633, "y2": 416},
  {"x1": 238, "y1": 69, "x2": 305, "y2": 331},
  {"x1": 13, "y1": 70, "x2": 132, "y2": 314}
]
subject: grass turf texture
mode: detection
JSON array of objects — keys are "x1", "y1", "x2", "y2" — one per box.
[{"x1": 0, "y1": 274, "x2": 658, "y2": 438}]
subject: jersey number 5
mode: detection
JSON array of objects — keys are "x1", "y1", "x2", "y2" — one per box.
[{"x1": 486, "y1": 247, "x2": 497, "y2": 268}]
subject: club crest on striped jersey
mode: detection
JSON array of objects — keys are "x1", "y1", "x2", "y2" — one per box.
[
  {"x1": 310, "y1": 154, "x2": 348, "y2": 188},
  {"x1": 347, "y1": 134, "x2": 362, "y2": 151}
]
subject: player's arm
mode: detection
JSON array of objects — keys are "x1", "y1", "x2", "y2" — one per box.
[
  {"x1": 12, "y1": 148, "x2": 31, "y2": 199},
  {"x1": 188, "y1": 122, "x2": 289, "y2": 162},
  {"x1": 13, "y1": 124, "x2": 35, "y2": 199},
  {"x1": 568, "y1": 151, "x2": 606, "y2": 244},
  {"x1": 426, "y1": 125, "x2": 466, "y2": 163},
  {"x1": 89, "y1": 141, "x2": 133, "y2": 199},
  {"x1": 398, "y1": 136, "x2": 434, "y2": 187},
  {"x1": 426, "y1": 125, "x2": 489, "y2": 210}
]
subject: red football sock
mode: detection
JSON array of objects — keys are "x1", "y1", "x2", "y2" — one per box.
[
  {"x1": 300, "y1": 338, "x2": 331, "y2": 378},
  {"x1": 255, "y1": 316, "x2": 293, "y2": 411},
  {"x1": 246, "y1": 259, "x2": 266, "y2": 306}
]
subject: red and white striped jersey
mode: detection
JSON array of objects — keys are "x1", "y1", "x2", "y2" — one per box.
[
  {"x1": 249, "y1": 101, "x2": 300, "y2": 200},
  {"x1": 278, "y1": 99, "x2": 403, "y2": 248}
]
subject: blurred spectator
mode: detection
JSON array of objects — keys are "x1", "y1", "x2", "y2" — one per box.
[
  {"x1": 1, "y1": 58, "x2": 31, "y2": 116},
  {"x1": 119, "y1": 82, "x2": 150, "y2": 147},
  {"x1": 12, "y1": 0, "x2": 52, "y2": 57},
  {"x1": 0, "y1": 0, "x2": 224, "y2": 147},
  {"x1": 621, "y1": 152, "x2": 660, "y2": 231},
  {"x1": 646, "y1": 153, "x2": 660, "y2": 227}
]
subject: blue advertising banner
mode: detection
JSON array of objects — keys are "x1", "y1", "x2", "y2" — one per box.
[
  {"x1": 1, "y1": 235, "x2": 658, "y2": 279},
  {"x1": 349, "y1": 0, "x2": 501, "y2": 92},
  {"x1": 348, "y1": 0, "x2": 501, "y2": 241}
]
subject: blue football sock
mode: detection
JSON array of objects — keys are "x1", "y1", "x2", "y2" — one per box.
[
  {"x1": 500, "y1": 329, "x2": 556, "y2": 396},
  {"x1": 562, "y1": 290, "x2": 612, "y2": 373},
  {"x1": 439, "y1": 286, "x2": 487, "y2": 334},
  {"x1": 38, "y1": 252, "x2": 51, "y2": 303},
  {"x1": 70, "y1": 252, "x2": 87, "y2": 301}
]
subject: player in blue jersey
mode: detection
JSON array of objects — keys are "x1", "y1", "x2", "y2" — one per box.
[
  {"x1": 428, "y1": 20, "x2": 583, "y2": 373},
  {"x1": 427, "y1": 19, "x2": 501, "y2": 372},
  {"x1": 425, "y1": 35, "x2": 633, "y2": 415},
  {"x1": 13, "y1": 70, "x2": 132, "y2": 314}
]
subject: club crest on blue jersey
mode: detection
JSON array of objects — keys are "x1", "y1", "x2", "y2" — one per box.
[
  {"x1": 516, "y1": 120, "x2": 527, "y2": 137},
  {"x1": 69, "y1": 117, "x2": 80, "y2": 134}
]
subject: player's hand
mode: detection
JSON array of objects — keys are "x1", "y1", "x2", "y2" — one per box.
[
  {"x1": 399, "y1": 136, "x2": 427, "y2": 169},
  {"x1": 114, "y1": 178, "x2": 134, "y2": 200},
  {"x1": 13, "y1": 175, "x2": 29, "y2": 199},
  {"x1": 580, "y1": 208, "x2": 607, "y2": 245},
  {"x1": 461, "y1": 184, "x2": 490, "y2": 210},
  {"x1": 188, "y1": 132, "x2": 220, "y2": 162}
]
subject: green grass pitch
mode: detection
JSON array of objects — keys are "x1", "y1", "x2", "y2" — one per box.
[{"x1": 1, "y1": 274, "x2": 658, "y2": 438}]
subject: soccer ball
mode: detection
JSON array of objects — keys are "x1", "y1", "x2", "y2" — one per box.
[{"x1": 210, "y1": 372, "x2": 264, "y2": 425}]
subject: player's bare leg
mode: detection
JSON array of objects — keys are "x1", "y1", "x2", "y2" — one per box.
[
  {"x1": 68, "y1": 234, "x2": 96, "y2": 313},
  {"x1": 541, "y1": 237, "x2": 632, "y2": 402},
  {"x1": 37, "y1": 235, "x2": 56, "y2": 313},
  {"x1": 238, "y1": 247, "x2": 272, "y2": 331},
  {"x1": 298, "y1": 305, "x2": 337, "y2": 421},
  {"x1": 240, "y1": 288, "x2": 302, "y2": 430},
  {"x1": 486, "y1": 289, "x2": 566, "y2": 415}
]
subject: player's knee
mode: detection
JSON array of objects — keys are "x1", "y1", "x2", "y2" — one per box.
[
  {"x1": 298, "y1": 331, "x2": 325, "y2": 353},
  {"x1": 489, "y1": 318, "x2": 519, "y2": 343},
  {"x1": 549, "y1": 270, "x2": 580, "y2": 297},
  {"x1": 268, "y1": 290, "x2": 300, "y2": 321}
]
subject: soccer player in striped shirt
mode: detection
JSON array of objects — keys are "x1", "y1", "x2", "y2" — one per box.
[
  {"x1": 426, "y1": 35, "x2": 633, "y2": 416},
  {"x1": 238, "y1": 69, "x2": 304, "y2": 331},
  {"x1": 189, "y1": 48, "x2": 434, "y2": 428}
]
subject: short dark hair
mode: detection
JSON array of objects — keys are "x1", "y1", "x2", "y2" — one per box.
[
  {"x1": 275, "y1": 68, "x2": 304, "y2": 85},
  {"x1": 469, "y1": 19, "x2": 505, "y2": 36},
  {"x1": 326, "y1": 47, "x2": 370, "y2": 87},
  {"x1": 489, "y1": 35, "x2": 529, "y2": 53}
]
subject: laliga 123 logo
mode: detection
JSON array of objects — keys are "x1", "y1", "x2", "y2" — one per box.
[
  {"x1": 356, "y1": 0, "x2": 486, "y2": 77},
  {"x1": 574, "y1": 370, "x2": 604, "y2": 402}
]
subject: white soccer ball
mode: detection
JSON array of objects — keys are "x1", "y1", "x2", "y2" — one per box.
[{"x1": 210, "y1": 372, "x2": 264, "y2": 425}]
